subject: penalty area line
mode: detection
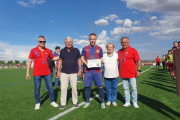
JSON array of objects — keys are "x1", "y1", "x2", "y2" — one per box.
[{"x1": 48, "y1": 66, "x2": 153, "y2": 120}]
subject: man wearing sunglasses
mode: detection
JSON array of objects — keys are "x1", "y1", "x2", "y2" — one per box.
[{"x1": 26, "y1": 36, "x2": 60, "y2": 110}]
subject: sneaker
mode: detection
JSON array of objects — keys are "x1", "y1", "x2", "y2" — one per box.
[
  {"x1": 77, "y1": 81, "x2": 81, "y2": 83},
  {"x1": 133, "y1": 103, "x2": 139, "y2": 108},
  {"x1": 101, "y1": 103, "x2": 105, "y2": 109},
  {"x1": 106, "y1": 102, "x2": 111, "y2": 106},
  {"x1": 51, "y1": 102, "x2": 59, "y2": 107},
  {"x1": 123, "y1": 103, "x2": 131, "y2": 107},
  {"x1": 55, "y1": 85, "x2": 59, "y2": 88},
  {"x1": 59, "y1": 105, "x2": 66, "y2": 109},
  {"x1": 45, "y1": 87, "x2": 47, "y2": 90},
  {"x1": 83, "y1": 102, "x2": 90, "y2": 108},
  {"x1": 35, "y1": 103, "x2": 40, "y2": 110},
  {"x1": 112, "y1": 102, "x2": 117, "y2": 106},
  {"x1": 73, "y1": 104, "x2": 79, "y2": 107}
]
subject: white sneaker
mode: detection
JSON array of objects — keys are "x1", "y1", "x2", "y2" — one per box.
[
  {"x1": 106, "y1": 102, "x2": 111, "y2": 106},
  {"x1": 35, "y1": 103, "x2": 40, "y2": 110},
  {"x1": 123, "y1": 103, "x2": 131, "y2": 107},
  {"x1": 51, "y1": 102, "x2": 59, "y2": 107},
  {"x1": 133, "y1": 103, "x2": 139, "y2": 108}
]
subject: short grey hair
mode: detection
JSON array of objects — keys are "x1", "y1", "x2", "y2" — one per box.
[
  {"x1": 121, "y1": 37, "x2": 129, "y2": 41},
  {"x1": 64, "y1": 36, "x2": 73, "y2": 43}
]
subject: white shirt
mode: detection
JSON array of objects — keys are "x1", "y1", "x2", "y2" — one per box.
[{"x1": 103, "y1": 52, "x2": 119, "y2": 78}]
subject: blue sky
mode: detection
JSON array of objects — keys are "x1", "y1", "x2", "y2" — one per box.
[{"x1": 0, "y1": 0, "x2": 180, "y2": 61}]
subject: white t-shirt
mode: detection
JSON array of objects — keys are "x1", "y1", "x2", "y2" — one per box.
[{"x1": 103, "y1": 52, "x2": 119, "y2": 78}]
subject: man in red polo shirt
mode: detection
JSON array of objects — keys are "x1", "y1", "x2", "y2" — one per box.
[
  {"x1": 155, "y1": 56, "x2": 161, "y2": 69},
  {"x1": 117, "y1": 37, "x2": 141, "y2": 108},
  {"x1": 26, "y1": 36, "x2": 59, "y2": 110}
]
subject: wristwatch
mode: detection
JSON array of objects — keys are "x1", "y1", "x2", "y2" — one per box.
[{"x1": 137, "y1": 70, "x2": 141, "y2": 72}]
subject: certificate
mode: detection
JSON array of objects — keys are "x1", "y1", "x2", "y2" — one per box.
[{"x1": 88, "y1": 59, "x2": 101, "y2": 68}]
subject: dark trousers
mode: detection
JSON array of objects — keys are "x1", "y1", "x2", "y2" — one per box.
[{"x1": 162, "y1": 62, "x2": 165, "y2": 70}]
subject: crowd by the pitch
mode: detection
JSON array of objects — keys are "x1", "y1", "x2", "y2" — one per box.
[{"x1": 156, "y1": 41, "x2": 180, "y2": 80}]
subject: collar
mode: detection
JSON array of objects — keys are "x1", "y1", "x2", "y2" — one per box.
[
  {"x1": 36, "y1": 45, "x2": 46, "y2": 50},
  {"x1": 64, "y1": 46, "x2": 74, "y2": 51},
  {"x1": 120, "y1": 45, "x2": 131, "y2": 52},
  {"x1": 89, "y1": 45, "x2": 97, "y2": 48}
]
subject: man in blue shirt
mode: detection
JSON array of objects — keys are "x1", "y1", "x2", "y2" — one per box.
[
  {"x1": 81, "y1": 33, "x2": 105, "y2": 109},
  {"x1": 53, "y1": 46, "x2": 60, "y2": 87}
]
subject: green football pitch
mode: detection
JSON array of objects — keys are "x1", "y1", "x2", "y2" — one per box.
[{"x1": 0, "y1": 66, "x2": 180, "y2": 120}]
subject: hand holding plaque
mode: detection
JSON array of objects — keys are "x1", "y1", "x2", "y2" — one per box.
[{"x1": 87, "y1": 59, "x2": 101, "y2": 68}]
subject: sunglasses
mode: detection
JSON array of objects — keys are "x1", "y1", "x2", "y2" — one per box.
[{"x1": 38, "y1": 41, "x2": 46, "y2": 43}]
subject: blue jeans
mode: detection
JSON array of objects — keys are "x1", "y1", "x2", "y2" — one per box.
[
  {"x1": 34, "y1": 75, "x2": 55, "y2": 104},
  {"x1": 45, "y1": 72, "x2": 53, "y2": 88},
  {"x1": 104, "y1": 77, "x2": 119, "y2": 103},
  {"x1": 121, "y1": 77, "x2": 137, "y2": 104}
]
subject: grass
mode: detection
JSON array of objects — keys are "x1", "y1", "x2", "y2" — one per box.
[{"x1": 0, "y1": 66, "x2": 180, "y2": 120}]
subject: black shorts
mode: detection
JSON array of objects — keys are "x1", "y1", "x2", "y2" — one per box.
[{"x1": 156, "y1": 63, "x2": 160, "y2": 66}]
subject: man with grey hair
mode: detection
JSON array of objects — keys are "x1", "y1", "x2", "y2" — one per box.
[
  {"x1": 117, "y1": 37, "x2": 141, "y2": 108},
  {"x1": 57, "y1": 36, "x2": 82, "y2": 109}
]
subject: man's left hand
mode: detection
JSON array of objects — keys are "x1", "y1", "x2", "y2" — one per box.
[
  {"x1": 78, "y1": 71, "x2": 82, "y2": 76},
  {"x1": 136, "y1": 71, "x2": 140, "y2": 78}
]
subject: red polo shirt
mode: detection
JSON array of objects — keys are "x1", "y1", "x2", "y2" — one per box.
[
  {"x1": 117, "y1": 46, "x2": 140, "y2": 78},
  {"x1": 156, "y1": 58, "x2": 161, "y2": 63},
  {"x1": 29, "y1": 46, "x2": 54, "y2": 76}
]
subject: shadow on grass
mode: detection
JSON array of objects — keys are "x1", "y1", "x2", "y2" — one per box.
[{"x1": 138, "y1": 94, "x2": 180, "y2": 119}]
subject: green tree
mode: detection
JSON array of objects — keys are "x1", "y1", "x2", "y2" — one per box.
[
  {"x1": 15, "y1": 60, "x2": 20, "y2": 65},
  {"x1": 21, "y1": 60, "x2": 27, "y2": 66},
  {"x1": 7, "y1": 60, "x2": 14, "y2": 66},
  {"x1": 1, "y1": 60, "x2": 5, "y2": 65}
]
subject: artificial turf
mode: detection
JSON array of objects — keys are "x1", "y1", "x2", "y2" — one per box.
[{"x1": 0, "y1": 66, "x2": 180, "y2": 120}]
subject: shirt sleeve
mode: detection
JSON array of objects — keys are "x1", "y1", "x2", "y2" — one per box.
[
  {"x1": 99, "y1": 47, "x2": 103, "y2": 58},
  {"x1": 81, "y1": 47, "x2": 86, "y2": 56},
  {"x1": 133, "y1": 49, "x2": 140, "y2": 61},
  {"x1": 29, "y1": 49, "x2": 34, "y2": 59},
  {"x1": 59, "y1": 50, "x2": 63, "y2": 59},
  {"x1": 77, "y1": 49, "x2": 81, "y2": 59},
  {"x1": 49, "y1": 50, "x2": 54, "y2": 59}
]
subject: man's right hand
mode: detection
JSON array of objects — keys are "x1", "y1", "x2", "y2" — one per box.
[
  {"x1": 26, "y1": 73, "x2": 31, "y2": 81},
  {"x1": 57, "y1": 71, "x2": 61, "y2": 78}
]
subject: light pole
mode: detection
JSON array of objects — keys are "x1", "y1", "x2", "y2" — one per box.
[
  {"x1": 90, "y1": 22, "x2": 95, "y2": 33},
  {"x1": 0, "y1": 48, "x2": 4, "y2": 60}
]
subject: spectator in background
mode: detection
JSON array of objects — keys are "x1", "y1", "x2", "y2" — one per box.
[
  {"x1": 26, "y1": 36, "x2": 59, "y2": 110},
  {"x1": 178, "y1": 41, "x2": 180, "y2": 48},
  {"x1": 45, "y1": 50, "x2": 55, "y2": 90},
  {"x1": 103, "y1": 42, "x2": 119, "y2": 106},
  {"x1": 173, "y1": 41, "x2": 179, "y2": 49},
  {"x1": 155, "y1": 56, "x2": 161, "y2": 69},
  {"x1": 117, "y1": 37, "x2": 141, "y2": 108},
  {"x1": 53, "y1": 46, "x2": 61, "y2": 88},
  {"x1": 162, "y1": 55, "x2": 165, "y2": 70},
  {"x1": 165, "y1": 54, "x2": 169, "y2": 70}
]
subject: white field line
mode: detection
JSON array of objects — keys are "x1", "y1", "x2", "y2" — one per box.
[{"x1": 48, "y1": 66, "x2": 153, "y2": 120}]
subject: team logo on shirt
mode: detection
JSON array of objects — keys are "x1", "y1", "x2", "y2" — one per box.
[
  {"x1": 96, "y1": 50, "x2": 99, "y2": 53},
  {"x1": 45, "y1": 53, "x2": 48, "y2": 57},
  {"x1": 125, "y1": 52, "x2": 128, "y2": 54}
]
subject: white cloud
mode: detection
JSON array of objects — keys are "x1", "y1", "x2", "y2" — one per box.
[
  {"x1": 131, "y1": 41, "x2": 157, "y2": 46},
  {"x1": 18, "y1": 0, "x2": 45, "y2": 7},
  {"x1": 79, "y1": 35, "x2": 89, "y2": 38},
  {"x1": 111, "y1": 27, "x2": 131, "y2": 38},
  {"x1": 123, "y1": 19, "x2": 132, "y2": 28},
  {"x1": 0, "y1": 42, "x2": 64, "y2": 62},
  {"x1": 132, "y1": 11, "x2": 138, "y2": 14},
  {"x1": 131, "y1": 26, "x2": 146, "y2": 33},
  {"x1": 49, "y1": 20, "x2": 55, "y2": 23},
  {"x1": 147, "y1": 16, "x2": 159, "y2": 26},
  {"x1": 29, "y1": 0, "x2": 45, "y2": 4},
  {"x1": 17, "y1": 1, "x2": 30, "y2": 7},
  {"x1": 122, "y1": 0, "x2": 180, "y2": 15},
  {"x1": 104, "y1": 14, "x2": 118, "y2": 21},
  {"x1": 115, "y1": 19, "x2": 125, "y2": 25},
  {"x1": 133, "y1": 20, "x2": 141, "y2": 25},
  {"x1": 94, "y1": 19, "x2": 109, "y2": 26}
]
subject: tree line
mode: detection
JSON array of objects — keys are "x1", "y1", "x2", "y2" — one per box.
[{"x1": 0, "y1": 60, "x2": 27, "y2": 66}]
